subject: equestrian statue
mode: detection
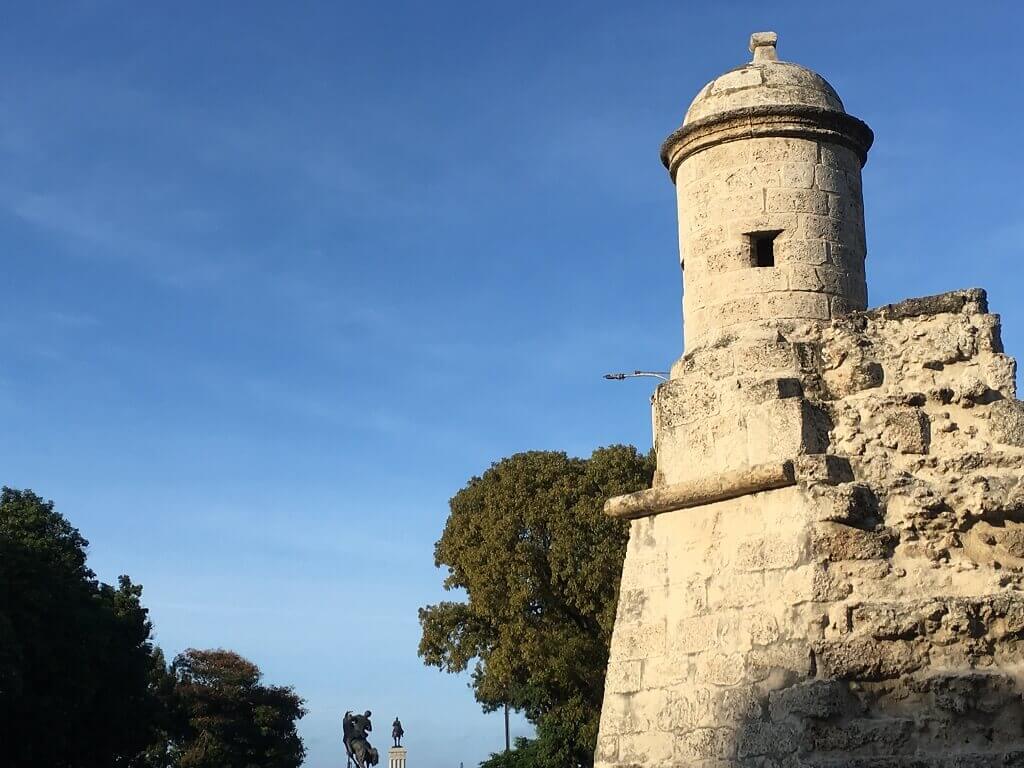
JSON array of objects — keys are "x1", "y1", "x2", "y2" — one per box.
[{"x1": 342, "y1": 710, "x2": 379, "y2": 768}]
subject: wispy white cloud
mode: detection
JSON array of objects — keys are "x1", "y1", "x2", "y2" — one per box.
[
  {"x1": 241, "y1": 375, "x2": 414, "y2": 437},
  {"x1": 47, "y1": 310, "x2": 100, "y2": 328},
  {"x1": 7, "y1": 188, "x2": 244, "y2": 288}
]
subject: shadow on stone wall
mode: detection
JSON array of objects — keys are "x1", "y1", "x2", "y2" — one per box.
[{"x1": 730, "y1": 650, "x2": 1024, "y2": 765}]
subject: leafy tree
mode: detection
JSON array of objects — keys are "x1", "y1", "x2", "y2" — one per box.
[
  {"x1": 0, "y1": 487, "x2": 306, "y2": 768},
  {"x1": 419, "y1": 446, "x2": 654, "y2": 768},
  {"x1": 170, "y1": 648, "x2": 306, "y2": 768},
  {"x1": 479, "y1": 737, "x2": 541, "y2": 768},
  {"x1": 138, "y1": 647, "x2": 182, "y2": 768},
  {"x1": 0, "y1": 487, "x2": 160, "y2": 768}
]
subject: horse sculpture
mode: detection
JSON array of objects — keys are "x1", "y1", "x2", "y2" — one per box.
[{"x1": 343, "y1": 710, "x2": 379, "y2": 768}]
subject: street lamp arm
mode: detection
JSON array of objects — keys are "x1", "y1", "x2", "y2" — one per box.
[{"x1": 602, "y1": 370, "x2": 669, "y2": 381}]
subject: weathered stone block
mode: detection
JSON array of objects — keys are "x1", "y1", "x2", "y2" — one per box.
[
  {"x1": 596, "y1": 735, "x2": 619, "y2": 763},
  {"x1": 618, "y1": 588, "x2": 652, "y2": 625},
  {"x1": 822, "y1": 358, "x2": 884, "y2": 398},
  {"x1": 731, "y1": 341, "x2": 804, "y2": 374},
  {"x1": 990, "y1": 399, "x2": 1024, "y2": 447},
  {"x1": 606, "y1": 660, "x2": 643, "y2": 694},
  {"x1": 618, "y1": 731, "x2": 674, "y2": 764},
  {"x1": 767, "y1": 188, "x2": 829, "y2": 215},
  {"x1": 667, "y1": 373, "x2": 723, "y2": 419},
  {"x1": 744, "y1": 611, "x2": 781, "y2": 645},
  {"x1": 800, "y1": 213, "x2": 847, "y2": 243},
  {"x1": 814, "y1": 638, "x2": 926, "y2": 680},
  {"x1": 794, "y1": 454, "x2": 855, "y2": 485},
  {"x1": 811, "y1": 522, "x2": 898, "y2": 561},
  {"x1": 800, "y1": 717, "x2": 915, "y2": 754},
  {"x1": 671, "y1": 615, "x2": 720, "y2": 655},
  {"x1": 819, "y1": 144, "x2": 861, "y2": 170},
  {"x1": 774, "y1": 239, "x2": 831, "y2": 268},
  {"x1": 768, "y1": 680, "x2": 850, "y2": 720},
  {"x1": 737, "y1": 721, "x2": 797, "y2": 757},
  {"x1": 882, "y1": 407, "x2": 931, "y2": 454},
  {"x1": 981, "y1": 353, "x2": 1018, "y2": 397},
  {"x1": 695, "y1": 652, "x2": 746, "y2": 686},
  {"x1": 655, "y1": 687, "x2": 711, "y2": 730},
  {"x1": 671, "y1": 347, "x2": 734, "y2": 382},
  {"x1": 734, "y1": 534, "x2": 804, "y2": 572},
  {"x1": 708, "y1": 571, "x2": 765, "y2": 609},
  {"x1": 613, "y1": 621, "x2": 667, "y2": 660},
  {"x1": 747, "y1": 397, "x2": 830, "y2": 465},
  {"x1": 598, "y1": 693, "x2": 650, "y2": 736},
  {"x1": 618, "y1": 549, "x2": 668, "y2": 591},
  {"x1": 746, "y1": 641, "x2": 814, "y2": 681},
  {"x1": 674, "y1": 727, "x2": 736, "y2": 762},
  {"x1": 762, "y1": 290, "x2": 830, "y2": 320},
  {"x1": 807, "y1": 483, "x2": 877, "y2": 525},
  {"x1": 708, "y1": 686, "x2": 762, "y2": 725},
  {"x1": 869, "y1": 288, "x2": 988, "y2": 321},
  {"x1": 722, "y1": 376, "x2": 802, "y2": 406},
  {"x1": 779, "y1": 565, "x2": 852, "y2": 604},
  {"x1": 779, "y1": 162, "x2": 816, "y2": 189},
  {"x1": 700, "y1": 244, "x2": 757, "y2": 274},
  {"x1": 828, "y1": 192, "x2": 863, "y2": 222},
  {"x1": 749, "y1": 137, "x2": 818, "y2": 164}
]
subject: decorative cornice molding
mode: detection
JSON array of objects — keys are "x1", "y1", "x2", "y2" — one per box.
[{"x1": 661, "y1": 105, "x2": 874, "y2": 179}]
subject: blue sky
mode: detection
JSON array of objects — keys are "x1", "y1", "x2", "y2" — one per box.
[{"x1": 1, "y1": 2, "x2": 1022, "y2": 766}]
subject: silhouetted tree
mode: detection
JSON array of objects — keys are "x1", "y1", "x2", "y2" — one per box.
[
  {"x1": 0, "y1": 487, "x2": 160, "y2": 768},
  {"x1": 171, "y1": 648, "x2": 306, "y2": 768}
]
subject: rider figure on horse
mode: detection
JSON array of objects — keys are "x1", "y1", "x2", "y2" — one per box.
[{"x1": 343, "y1": 710, "x2": 378, "y2": 768}]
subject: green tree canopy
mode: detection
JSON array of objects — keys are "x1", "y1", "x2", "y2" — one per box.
[
  {"x1": 170, "y1": 648, "x2": 306, "y2": 768},
  {"x1": 478, "y1": 736, "x2": 541, "y2": 768},
  {"x1": 418, "y1": 446, "x2": 654, "y2": 768},
  {"x1": 0, "y1": 487, "x2": 160, "y2": 768}
]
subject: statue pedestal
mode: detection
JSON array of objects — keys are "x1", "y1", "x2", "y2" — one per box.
[{"x1": 388, "y1": 747, "x2": 407, "y2": 768}]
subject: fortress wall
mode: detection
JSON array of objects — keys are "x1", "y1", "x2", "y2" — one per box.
[
  {"x1": 597, "y1": 290, "x2": 1024, "y2": 767},
  {"x1": 598, "y1": 484, "x2": 819, "y2": 766}
]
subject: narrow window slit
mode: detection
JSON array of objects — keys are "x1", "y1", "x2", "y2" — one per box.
[{"x1": 748, "y1": 231, "x2": 781, "y2": 267}]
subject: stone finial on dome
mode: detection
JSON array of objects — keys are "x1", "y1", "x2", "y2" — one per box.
[
  {"x1": 664, "y1": 29, "x2": 873, "y2": 172},
  {"x1": 749, "y1": 31, "x2": 779, "y2": 63}
]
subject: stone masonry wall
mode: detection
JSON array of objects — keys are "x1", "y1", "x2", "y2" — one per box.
[
  {"x1": 597, "y1": 289, "x2": 1024, "y2": 766},
  {"x1": 677, "y1": 137, "x2": 866, "y2": 352}
]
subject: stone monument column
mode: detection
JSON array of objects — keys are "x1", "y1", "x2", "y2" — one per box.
[
  {"x1": 595, "y1": 29, "x2": 1024, "y2": 768},
  {"x1": 387, "y1": 746, "x2": 407, "y2": 768}
]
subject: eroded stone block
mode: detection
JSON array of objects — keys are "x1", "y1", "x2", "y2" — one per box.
[
  {"x1": 990, "y1": 399, "x2": 1024, "y2": 447},
  {"x1": 811, "y1": 522, "x2": 898, "y2": 561},
  {"x1": 768, "y1": 680, "x2": 850, "y2": 721}
]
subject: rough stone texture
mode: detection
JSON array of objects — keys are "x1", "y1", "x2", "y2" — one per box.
[
  {"x1": 675, "y1": 135, "x2": 868, "y2": 351},
  {"x1": 596, "y1": 31, "x2": 1024, "y2": 768},
  {"x1": 682, "y1": 54, "x2": 844, "y2": 125},
  {"x1": 597, "y1": 289, "x2": 1024, "y2": 767}
]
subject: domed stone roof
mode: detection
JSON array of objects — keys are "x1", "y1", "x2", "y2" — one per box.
[
  {"x1": 684, "y1": 33, "x2": 845, "y2": 125},
  {"x1": 660, "y1": 32, "x2": 873, "y2": 175}
]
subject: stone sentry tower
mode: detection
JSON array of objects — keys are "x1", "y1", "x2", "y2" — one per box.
[
  {"x1": 596, "y1": 33, "x2": 1024, "y2": 767},
  {"x1": 669, "y1": 31, "x2": 871, "y2": 355}
]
